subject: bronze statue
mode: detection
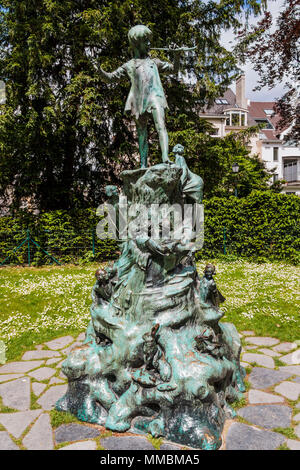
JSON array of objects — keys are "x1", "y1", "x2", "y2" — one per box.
[
  {"x1": 173, "y1": 144, "x2": 204, "y2": 203},
  {"x1": 99, "y1": 25, "x2": 189, "y2": 168},
  {"x1": 200, "y1": 263, "x2": 226, "y2": 308}
]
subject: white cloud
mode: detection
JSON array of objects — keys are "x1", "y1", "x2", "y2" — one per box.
[{"x1": 221, "y1": 0, "x2": 287, "y2": 101}]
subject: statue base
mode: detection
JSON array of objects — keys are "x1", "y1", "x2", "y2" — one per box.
[{"x1": 56, "y1": 163, "x2": 245, "y2": 450}]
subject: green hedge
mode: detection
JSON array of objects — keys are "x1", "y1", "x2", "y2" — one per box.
[
  {"x1": 202, "y1": 191, "x2": 300, "y2": 264},
  {"x1": 0, "y1": 208, "x2": 119, "y2": 266},
  {"x1": 0, "y1": 191, "x2": 299, "y2": 265}
]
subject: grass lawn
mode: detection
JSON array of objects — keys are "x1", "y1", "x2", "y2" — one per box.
[{"x1": 0, "y1": 259, "x2": 299, "y2": 361}]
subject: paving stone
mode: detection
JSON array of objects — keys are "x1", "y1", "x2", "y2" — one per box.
[
  {"x1": 293, "y1": 377, "x2": 300, "y2": 384},
  {"x1": 55, "y1": 423, "x2": 101, "y2": 443},
  {"x1": 0, "y1": 377, "x2": 30, "y2": 410},
  {"x1": 28, "y1": 367, "x2": 56, "y2": 381},
  {"x1": 0, "y1": 360, "x2": 43, "y2": 374},
  {"x1": 76, "y1": 333, "x2": 85, "y2": 342},
  {"x1": 0, "y1": 431, "x2": 20, "y2": 450},
  {"x1": 59, "y1": 370, "x2": 66, "y2": 379},
  {"x1": 293, "y1": 412, "x2": 300, "y2": 422},
  {"x1": 295, "y1": 424, "x2": 300, "y2": 438},
  {"x1": 225, "y1": 422, "x2": 285, "y2": 450},
  {"x1": 22, "y1": 350, "x2": 61, "y2": 360},
  {"x1": 160, "y1": 442, "x2": 183, "y2": 450},
  {"x1": 244, "y1": 345, "x2": 256, "y2": 351},
  {"x1": 274, "y1": 381, "x2": 300, "y2": 400},
  {"x1": 249, "y1": 367, "x2": 293, "y2": 389},
  {"x1": 101, "y1": 436, "x2": 155, "y2": 450},
  {"x1": 273, "y1": 342, "x2": 297, "y2": 353},
  {"x1": 280, "y1": 349, "x2": 300, "y2": 365},
  {"x1": 23, "y1": 413, "x2": 54, "y2": 450},
  {"x1": 248, "y1": 390, "x2": 284, "y2": 404},
  {"x1": 45, "y1": 336, "x2": 74, "y2": 351},
  {"x1": 0, "y1": 374, "x2": 24, "y2": 383},
  {"x1": 0, "y1": 410, "x2": 42, "y2": 438},
  {"x1": 32, "y1": 382, "x2": 47, "y2": 397},
  {"x1": 241, "y1": 331, "x2": 255, "y2": 336},
  {"x1": 37, "y1": 384, "x2": 67, "y2": 410},
  {"x1": 286, "y1": 439, "x2": 300, "y2": 450},
  {"x1": 296, "y1": 402, "x2": 300, "y2": 409},
  {"x1": 279, "y1": 365, "x2": 300, "y2": 376},
  {"x1": 60, "y1": 440, "x2": 97, "y2": 450},
  {"x1": 238, "y1": 404, "x2": 292, "y2": 429},
  {"x1": 240, "y1": 362, "x2": 249, "y2": 368},
  {"x1": 46, "y1": 358, "x2": 61, "y2": 366},
  {"x1": 49, "y1": 377, "x2": 65, "y2": 385},
  {"x1": 242, "y1": 353, "x2": 275, "y2": 369},
  {"x1": 245, "y1": 337, "x2": 280, "y2": 347},
  {"x1": 258, "y1": 348, "x2": 281, "y2": 357},
  {"x1": 61, "y1": 342, "x2": 82, "y2": 355}
]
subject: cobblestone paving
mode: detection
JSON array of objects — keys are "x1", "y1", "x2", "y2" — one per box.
[{"x1": 0, "y1": 332, "x2": 299, "y2": 450}]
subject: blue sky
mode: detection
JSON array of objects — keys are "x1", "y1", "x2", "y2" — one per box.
[{"x1": 221, "y1": 0, "x2": 287, "y2": 102}]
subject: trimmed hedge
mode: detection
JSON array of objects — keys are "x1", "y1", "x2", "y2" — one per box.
[
  {"x1": 202, "y1": 191, "x2": 300, "y2": 264},
  {"x1": 0, "y1": 191, "x2": 299, "y2": 265}
]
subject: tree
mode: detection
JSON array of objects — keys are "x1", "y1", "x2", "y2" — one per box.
[
  {"x1": 234, "y1": 0, "x2": 300, "y2": 142},
  {"x1": 0, "y1": 0, "x2": 267, "y2": 212},
  {"x1": 167, "y1": 125, "x2": 274, "y2": 198}
]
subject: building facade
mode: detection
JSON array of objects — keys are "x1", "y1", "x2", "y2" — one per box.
[{"x1": 200, "y1": 75, "x2": 300, "y2": 195}]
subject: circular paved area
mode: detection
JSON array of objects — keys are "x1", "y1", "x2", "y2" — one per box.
[{"x1": 0, "y1": 332, "x2": 299, "y2": 450}]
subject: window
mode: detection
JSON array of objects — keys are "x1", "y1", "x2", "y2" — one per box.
[
  {"x1": 254, "y1": 118, "x2": 274, "y2": 129},
  {"x1": 215, "y1": 98, "x2": 229, "y2": 105},
  {"x1": 225, "y1": 111, "x2": 247, "y2": 127},
  {"x1": 231, "y1": 113, "x2": 240, "y2": 126},
  {"x1": 210, "y1": 127, "x2": 219, "y2": 136},
  {"x1": 264, "y1": 109, "x2": 274, "y2": 116},
  {"x1": 273, "y1": 174, "x2": 278, "y2": 183},
  {"x1": 273, "y1": 147, "x2": 278, "y2": 161},
  {"x1": 284, "y1": 160, "x2": 298, "y2": 182}
]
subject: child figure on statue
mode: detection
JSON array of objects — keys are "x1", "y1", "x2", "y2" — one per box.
[{"x1": 99, "y1": 25, "x2": 182, "y2": 168}]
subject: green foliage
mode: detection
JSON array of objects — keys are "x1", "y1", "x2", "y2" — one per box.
[
  {"x1": 1, "y1": 259, "x2": 299, "y2": 363},
  {"x1": 50, "y1": 409, "x2": 81, "y2": 428},
  {"x1": 0, "y1": 396, "x2": 18, "y2": 413},
  {"x1": 200, "y1": 191, "x2": 300, "y2": 264},
  {"x1": 231, "y1": 397, "x2": 247, "y2": 410},
  {"x1": 274, "y1": 357, "x2": 286, "y2": 368},
  {"x1": 277, "y1": 443, "x2": 290, "y2": 451},
  {"x1": 0, "y1": 0, "x2": 266, "y2": 212},
  {"x1": 0, "y1": 191, "x2": 299, "y2": 265},
  {"x1": 0, "y1": 208, "x2": 119, "y2": 265},
  {"x1": 273, "y1": 427, "x2": 298, "y2": 440},
  {"x1": 168, "y1": 127, "x2": 273, "y2": 198},
  {"x1": 30, "y1": 391, "x2": 42, "y2": 410},
  {"x1": 147, "y1": 434, "x2": 163, "y2": 450}
]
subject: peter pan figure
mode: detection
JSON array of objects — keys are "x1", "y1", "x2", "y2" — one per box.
[{"x1": 99, "y1": 25, "x2": 185, "y2": 168}]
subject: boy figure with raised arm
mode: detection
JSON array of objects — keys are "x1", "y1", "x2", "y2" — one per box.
[{"x1": 99, "y1": 25, "x2": 181, "y2": 168}]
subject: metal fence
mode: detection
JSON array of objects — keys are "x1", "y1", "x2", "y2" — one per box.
[
  {"x1": 0, "y1": 228, "x2": 118, "y2": 266},
  {"x1": 0, "y1": 224, "x2": 298, "y2": 267}
]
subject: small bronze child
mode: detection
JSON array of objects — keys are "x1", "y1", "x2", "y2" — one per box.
[{"x1": 200, "y1": 263, "x2": 225, "y2": 308}]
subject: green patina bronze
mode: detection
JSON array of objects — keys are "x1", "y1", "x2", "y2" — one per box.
[
  {"x1": 98, "y1": 24, "x2": 184, "y2": 168},
  {"x1": 56, "y1": 25, "x2": 245, "y2": 450}
]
